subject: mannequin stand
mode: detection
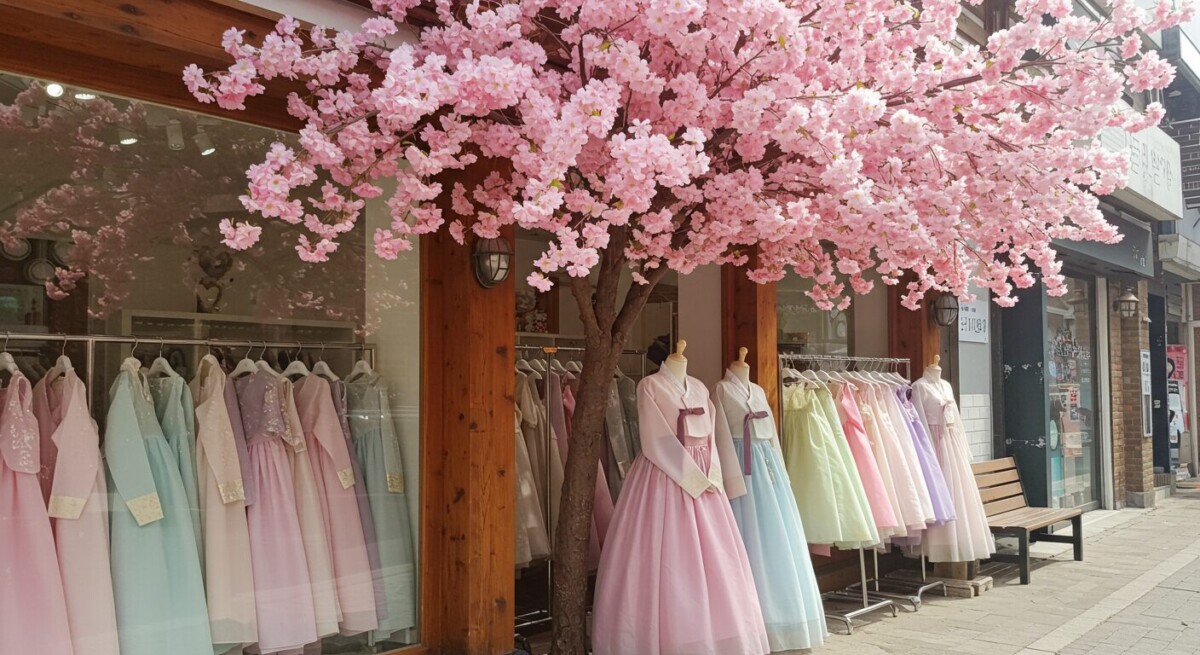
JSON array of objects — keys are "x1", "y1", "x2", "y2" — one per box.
[
  {"x1": 845, "y1": 549, "x2": 947, "y2": 612},
  {"x1": 821, "y1": 549, "x2": 898, "y2": 634}
]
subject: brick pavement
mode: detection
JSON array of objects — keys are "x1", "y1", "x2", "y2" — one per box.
[{"x1": 808, "y1": 490, "x2": 1200, "y2": 655}]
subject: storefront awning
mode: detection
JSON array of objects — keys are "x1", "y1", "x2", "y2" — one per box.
[{"x1": 1054, "y1": 211, "x2": 1155, "y2": 278}]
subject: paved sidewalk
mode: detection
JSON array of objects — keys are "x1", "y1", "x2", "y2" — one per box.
[{"x1": 813, "y1": 490, "x2": 1200, "y2": 655}]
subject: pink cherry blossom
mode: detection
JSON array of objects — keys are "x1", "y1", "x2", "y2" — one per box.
[
  {"x1": 219, "y1": 218, "x2": 263, "y2": 250},
  {"x1": 182, "y1": 15, "x2": 1194, "y2": 594}
]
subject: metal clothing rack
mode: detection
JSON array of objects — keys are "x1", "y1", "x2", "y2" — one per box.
[
  {"x1": 777, "y1": 352, "x2": 918, "y2": 633},
  {"x1": 0, "y1": 332, "x2": 375, "y2": 407},
  {"x1": 512, "y1": 343, "x2": 647, "y2": 632}
]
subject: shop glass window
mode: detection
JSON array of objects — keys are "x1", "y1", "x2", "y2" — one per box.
[
  {"x1": 1046, "y1": 277, "x2": 1100, "y2": 509},
  {"x1": 0, "y1": 72, "x2": 421, "y2": 654},
  {"x1": 777, "y1": 274, "x2": 851, "y2": 355}
]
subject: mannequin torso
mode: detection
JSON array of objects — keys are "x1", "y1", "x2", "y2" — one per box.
[{"x1": 664, "y1": 339, "x2": 689, "y2": 382}]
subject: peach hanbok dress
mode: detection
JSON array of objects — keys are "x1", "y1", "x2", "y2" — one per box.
[
  {"x1": 33, "y1": 367, "x2": 119, "y2": 655},
  {"x1": 592, "y1": 368, "x2": 768, "y2": 655},
  {"x1": 281, "y1": 376, "x2": 342, "y2": 639},
  {"x1": 192, "y1": 355, "x2": 258, "y2": 653},
  {"x1": 3, "y1": 371, "x2": 75, "y2": 655},
  {"x1": 294, "y1": 374, "x2": 379, "y2": 635}
]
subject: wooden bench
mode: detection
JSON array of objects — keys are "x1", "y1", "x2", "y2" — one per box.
[{"x1": 971, "y1": 457, "x2": 1083, "y2": 585}]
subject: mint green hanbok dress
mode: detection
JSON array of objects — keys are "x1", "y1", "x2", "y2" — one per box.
[
  {"x1": 106, "y1": 358, "x2": 211, "y2": 655},
  {"x1": 347, "y1": 375, "x2": 417, "y2": 639}
]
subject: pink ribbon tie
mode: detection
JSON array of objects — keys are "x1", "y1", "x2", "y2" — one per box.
[
  {"x1": 742, "y1": 410, "x2": 769, "y2": 475},
  {"x1": 677, "y1": 407, "x2": 705, "y2": 442}
]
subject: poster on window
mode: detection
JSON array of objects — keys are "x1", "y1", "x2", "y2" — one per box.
[{"x1": 1167, "y1": 344, "x2": 1189, "y2": 444}]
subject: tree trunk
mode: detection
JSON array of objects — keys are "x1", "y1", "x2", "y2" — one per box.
[
  {"x1": 550, "y1": 228, "x2": 664, "y2": 655},
  {"x1": 550, "y1": 338, "x2": 622, "y2": 655}
]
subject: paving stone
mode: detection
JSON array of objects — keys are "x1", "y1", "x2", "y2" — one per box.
[{"x1": 812, "y1": 490, "x2": 1200, "y2": 655}]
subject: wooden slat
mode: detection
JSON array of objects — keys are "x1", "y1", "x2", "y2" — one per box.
[
  {"x1": 972, "y1": 457, "x2": 1016, "y2": 475},
  {"x1": 984, "y1": 494, "x2": 1027, "y2": 517},
  {"x1": 975, "y1": 468, "x2": 1020, "y2": 489},
  {"x1": 980, "y1": 481, "x2": 1025, "y2": 503},
  {"x1": 989, "y1": 507, "x2": 1080, "y2": 530}
]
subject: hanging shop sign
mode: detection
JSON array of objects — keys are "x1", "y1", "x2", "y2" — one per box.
[
  {"x1": 1142, "y1": 349, "x2": 1154, "y2": 437},
  {"x1": 958, "y1": 296, "x2": 990, "y2": 344},
  {"x1": 1100, "y1": 123, "x2": 1183, "y2": 222}
]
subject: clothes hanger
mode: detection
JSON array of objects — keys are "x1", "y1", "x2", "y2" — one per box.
[
  {"x1": 45, "y1": 336, "x2": 73, "y2": 378},
  {"x1": 256, "y1": 341, "x2": 282, "y2": 378},
  {"x1": 1, "y1": 332, "x2": 27, "y2": 375},
  {"x1": 346, "y1": 349, "x2": 375, "y2": 383},
  {"x1": 799, "y1": 367, "x2": 830, "y2": 392},
  {"x1": 146, "y1": 337, "x2": 180, "y2": 378},
  {"x1": 565, "y1": 360, "x2": 583, "y2": 374},
  {"x1": 312, "y1": 342, "x2": 340, "y2": 381},
  {"x1": 230, "y1": 342, "x2": 261, "y2": 378},
  {"x1": 283, "y1": 342, "x2": 311, "y2": 379},
  {"x1": 529, "y1": 358, "x2": 548, "y2": 374}
]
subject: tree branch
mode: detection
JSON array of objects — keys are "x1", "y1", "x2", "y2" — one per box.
[
  {"x1": 612, "y1": 265, "x2": 669, "y2": 344},
  {"x1": 592, "y1": 225, "x2": 628, "y2": 333},
  {"x1": 567, "y1": 274, "x2": 603, "y2": 344}
]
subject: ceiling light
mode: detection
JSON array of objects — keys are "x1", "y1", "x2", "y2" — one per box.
[
  {"x1": 45, "y1": 83, "x2": 64, "y2": 98},
  {"x1": 166, "y1": 119, "x2": 185, "y2": 151},
  {"x1": 118, "y1": 127, "x2": 139, "y2": 146},
  {"x1": 194, "y1": 126, "x2": 216, "y2": 156},
  {"x1": 73, "y1": 91, "x2": 97, "y2": 101}
]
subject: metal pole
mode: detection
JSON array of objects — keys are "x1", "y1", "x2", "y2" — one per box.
[
  {"x1": 0, "y1": 331, "x2": 373, "y2": 352},
  {"x1": 859, "y1": 549, "x2": 869, "y2": 607},
  {"x1": 85, "y1": 338, "x2": 95, "y2": 410}
]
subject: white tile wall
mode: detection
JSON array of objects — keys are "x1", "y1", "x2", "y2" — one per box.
[{"x1": 958, "y1": 393, "x2": 994, "y2": 461}]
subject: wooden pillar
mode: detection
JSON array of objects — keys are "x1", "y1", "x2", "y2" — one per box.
[
  {"x1": 888, "y1": 278, "x2": 940, "y2": 379},
  {"x1": 721, "y1": 262, "x2": 779, "y2": 419},
  {"x1": 420, "y1": 166, "x2": 516, "y2": 654}
]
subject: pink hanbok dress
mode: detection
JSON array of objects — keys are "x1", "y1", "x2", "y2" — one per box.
[
  {"x1": 33, "y1": 367, "x2": 119, "y2": 655},
  {"x1": 281, "y1": 377, "x2": 342, "y2": 638},
  {"x1": 592, "y1": 368, "x2": 768, "y2": 655},
  {"x1": 193, "y1": 355, "x2": 257, "y2": 652},
  {"x1": 234, "y1": 370, "x2": 318, "y2": 653},
  {"x1": 832, "y1": 382, "x2": 902, "y2": 541},
  {"x1": 294, "y1": 375, "x2": 379, "y2": 635},
  {"x1": 2, "y1": 372, "x2": 74, "y2": 655}
]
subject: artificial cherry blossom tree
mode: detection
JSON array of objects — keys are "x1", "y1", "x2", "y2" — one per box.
[{"x1": 186, "y1": 0, "x2": 1189, "y2": 650}]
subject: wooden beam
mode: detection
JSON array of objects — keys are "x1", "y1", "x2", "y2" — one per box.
[
  {"x1": 420, "y1": 161, "x2": 516, "y2": 655},
  {"x1": 0, "y1": 0, "x2": 277, "y2": 63},
  {"x1": 721, "y1": 260, "x2": 780, "y2": 420},
  {"x1": 0, "y1": 18, "x2": 297, "y2": 130},
  {"x1": 0, "y1": 3, "x2": 300, "y2": 130}
]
